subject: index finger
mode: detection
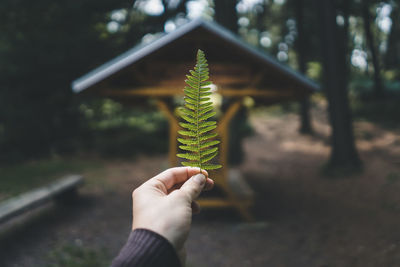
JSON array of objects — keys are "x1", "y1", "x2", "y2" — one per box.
[{"x1": 151, "y1": 167, "x2": 208, "y2": 190}]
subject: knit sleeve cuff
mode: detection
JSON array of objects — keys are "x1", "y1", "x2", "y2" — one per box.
[{"x1": 111, "y1": 228, "x2": 181, "y2": 267}]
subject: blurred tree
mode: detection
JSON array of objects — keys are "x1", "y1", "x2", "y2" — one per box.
[
  {"x1": 0, "y1": 0, "x2": 131, "y2": 161},
  {"x1": 318, "y1": 0, "x2": 361, "y2": 172},
  {"x1": 293, "y1": 0, "x2": 313, "y2": 134},
  {"x1": 250, "y1": 0, "x2": 319, "y2": 134},
  {"x1": 384, "y1": 1, "x2": 400, "y2": 73},
  {"x1": 122, "y1": 0, "x2": 189, "y2": 46},
  {"x1": 214, "y1": 0, "x2": 239, "y2": 33},
  {"x1": 0, "y1": 0, "x2": 190, "y2": 162},
  {"x1": 362, "y1": 0, "x2": 384, "y2": 97},
  {"x1": 214, "y1": 0, "x2": 252, "y2": 166}
]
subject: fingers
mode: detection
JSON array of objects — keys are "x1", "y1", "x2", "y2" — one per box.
[
  {"x1": 150, "y1": 167, "x2": 208, "y2": 191},
  {"x1": 179, "y1": 173, "x2": 206, "y2": 201},
  {"x1": 191, "y1": 201, "x2": 201, "y2": 214},
  {"x1": 168, "y1": 177, "x2": 214, "y2": 194},
  {"x1": 204, "y1": 178, "x2": 214, "y2": 191},
  {"x1": 167, "y1": 182, "x2": 184, "y2": 194}
]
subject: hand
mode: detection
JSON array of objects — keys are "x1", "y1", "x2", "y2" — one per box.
[{"x1": 131, "y1": 167, "x2": 214, "y2": 259}]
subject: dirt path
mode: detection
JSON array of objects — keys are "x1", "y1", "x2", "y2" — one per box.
[{"x1": 1, "y1": 104, "x2": 400, "y2": 267}]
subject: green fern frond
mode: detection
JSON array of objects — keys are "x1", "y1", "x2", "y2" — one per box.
[{"x1": 176, "y1": 49, "x2": 222, "y2": 171}]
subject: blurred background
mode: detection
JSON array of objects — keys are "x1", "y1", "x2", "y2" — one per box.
[{"x1": 0, "y1": 0, "x2": 399, "y2": 266}]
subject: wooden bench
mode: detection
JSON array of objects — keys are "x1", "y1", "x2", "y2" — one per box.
[{"x1": 0, "y1": 174, "x2": 83, "y2": 224}]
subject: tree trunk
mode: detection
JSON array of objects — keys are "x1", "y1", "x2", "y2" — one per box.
[
  {"x1": 295, "y1": 0, "x2": 313, "y2": 134},
  {"x1": 214, "y1": 0, "x2": 239, "y2": 33},
  {"x1": 215, "y1": 0, "x2": 249, "y2": 166},
  {"x1": 384, "y1": 2, "x2": 400, "y2": 72},
  {"x1": 318, "y1": 0, "x2": 361, "y2": 172},
  {"x1": 299, "y1": 98, "x2": 312, "y2": 133},
  {"x1": 362, "y1": 0, "x2": 384, "y2": 98}
]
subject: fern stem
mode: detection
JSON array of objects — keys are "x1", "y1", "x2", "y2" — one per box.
[{"x1": 196, "y1": 53, "x2": 202, "y2": 172}]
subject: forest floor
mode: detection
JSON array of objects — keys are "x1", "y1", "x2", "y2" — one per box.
[{"x1": 1, "y1": 101, "x2": 400, "y2": 267}]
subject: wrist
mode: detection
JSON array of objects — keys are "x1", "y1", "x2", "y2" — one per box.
[{"x1": 133, "y1": 223, "x2": 179, "y2": 250}]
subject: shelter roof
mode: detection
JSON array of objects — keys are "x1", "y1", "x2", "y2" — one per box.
[{"x1": 71, "y1": 18, "x2": 319, "y2": 103}]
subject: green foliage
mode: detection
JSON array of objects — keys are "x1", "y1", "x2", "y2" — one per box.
[
  {"x1": 80, "y1": 99, "x2": 169, "y2": 157},
  {"x1": 0, "y1": 0, "x2": 130, "y2": 162},
  {"x1": 177, "y1": 50, "x2": 222, "y2": 171},
  {"x1": 0, "y1": 0, "x2": 181, "y2": 162},
  {"x1": 0, "y1": 158, "x2": 99, "y2": 201},
  {"x1": 352, "y1": 97, "x2": 400, "y2": 129},
  {"x1": 47, "y1": 244, "x2": 109, "y2": 267}
]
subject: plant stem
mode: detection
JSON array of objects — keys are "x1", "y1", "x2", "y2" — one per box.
[{"x1": 196, "y1": 57, "x2": 202, "y2": 171}]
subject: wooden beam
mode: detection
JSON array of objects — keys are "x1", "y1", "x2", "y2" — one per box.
[
  {"x1": 102, "y1": 88, "x2": 181, "y2": 97},
  {"x1": 101, "y1": 87, "x2": 295, "y2": 98},
  {"x1": 197, "y1": 198, "x2": 235, "y2": 208},
  {"x1": 133, "y1": 62, "x2": 253, "y2": 74},
  {"x1": 246, "y1": 72, "x2": 264, "y2": 88},
  {"x1": 218, "y1": 99, "x2": 243, "y2": 130},
  {"x1": 217, "y1": 99, "x2": 243, "y2": 188},
  {"x1": 220, "y1": 88, "x2": 293, "y2": 97},
  {"x1": 158, "y1": 76, "x2": 254, "y2": 86},
  {"x1": 155, "y1": 99, "x2": 179, "y2": 167}
]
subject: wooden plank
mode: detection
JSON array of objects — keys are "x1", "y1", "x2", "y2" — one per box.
[
  {"x1": 100, "y1": 87, "x2": 294, "y2": 98},
  {"x1": 158, "y1": 76, "x2": 253, "y2": 86},
  {"x1": 217, "y1": 100, "x2": 243, "y2": 178},
  {"x1": 218, "y1": 99, "x2": 243, "y2": 130},
  {"x1": 155, "y1": 99, "x2": 179, "y2": 167},
  {"x1": 0, "y1": 175, "x2": 83, "y2": 224},
  {"x1": 132, "y1": 62, "x2": 253, "y2": 79},
  {"x1": 198, "y1": 197, "x2": 253, "y2": 208},
  {"x1": 197, "y1": 198, "x2": 235, "y2": 208},
  {"x1": 219, "y1": 88, "x2": 293, "y2": 97}
]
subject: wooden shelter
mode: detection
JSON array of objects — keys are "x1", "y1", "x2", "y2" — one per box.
[{"x1": 72, "y1": 19, "x2": 319, "y2": 220}]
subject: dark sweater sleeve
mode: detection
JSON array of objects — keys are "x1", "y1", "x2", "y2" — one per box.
[{"x1": 110, "y1": 229, "x2": 182, "y2": 267}]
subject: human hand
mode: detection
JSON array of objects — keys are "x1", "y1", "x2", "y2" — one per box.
[{"x1": 131, "y1": 167, "x2": 214, "y2": 258}]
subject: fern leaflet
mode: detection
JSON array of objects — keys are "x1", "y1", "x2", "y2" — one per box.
[{"x1": 177, "y1": 49, "x2": 222, "y2": 171}]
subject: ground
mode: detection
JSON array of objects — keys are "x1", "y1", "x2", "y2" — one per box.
[{"x1": 1, "y1": 101, "x2": 400, "y2": 267}]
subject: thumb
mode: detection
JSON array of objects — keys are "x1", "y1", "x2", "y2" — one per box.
[{"x1": 179, "y1": 173, "x2": 206, "y2": 201}]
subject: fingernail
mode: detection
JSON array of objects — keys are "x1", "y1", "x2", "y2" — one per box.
[{"x1": 193, "y1": 174, "x2": 206, "y2": 185}]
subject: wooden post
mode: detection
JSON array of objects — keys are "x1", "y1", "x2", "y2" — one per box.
[
  {"x1": 218, "y1": 99, "x2": 243, "y2": 181},
  {"x1": 217, "y1": 99, "x2": 254, "y2": 221},
  {"x1": 155, "y1": 99, "x2": 179, "y2": 167}
]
